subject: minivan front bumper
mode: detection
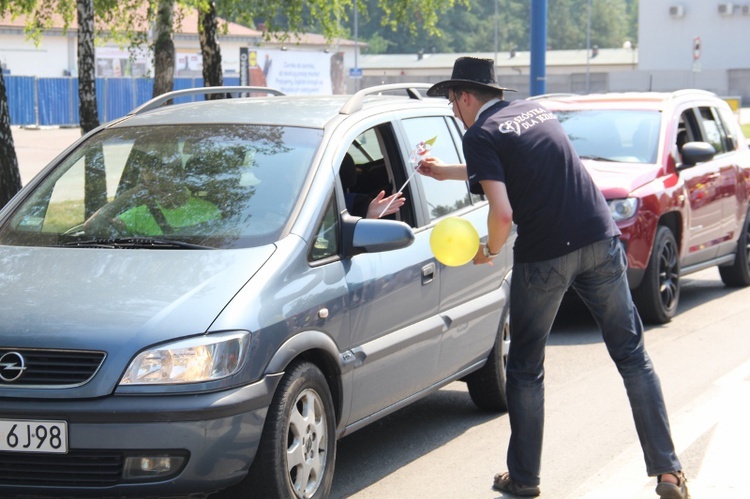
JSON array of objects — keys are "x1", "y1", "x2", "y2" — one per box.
[{"x1": 0, "y1": 373, "x2": 282, "y2": 498}]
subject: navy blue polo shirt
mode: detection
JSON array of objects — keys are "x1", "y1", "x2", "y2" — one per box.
[{"x1": 463, "y1": 99, "x2": 619, "y2": 263}]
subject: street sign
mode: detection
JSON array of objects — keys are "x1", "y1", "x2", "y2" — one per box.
[
  {"x1": 349, "y1": 68, "x2": 363, "y2": 79},
  {"x1": 693, "y1": 36, "x2": 701, "y2": 61}
]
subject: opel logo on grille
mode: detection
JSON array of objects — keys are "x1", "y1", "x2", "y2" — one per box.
[{"x1": 0, "y1": 351, "x2": 27, "y2": 382}]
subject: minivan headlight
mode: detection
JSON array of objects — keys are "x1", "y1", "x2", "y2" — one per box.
[
  {"x1": 608, "y1": 198, "x2": 639, "y2": 221},
  {"x1": 120, "y1": 331, "x2": 249, "y2": 385}
]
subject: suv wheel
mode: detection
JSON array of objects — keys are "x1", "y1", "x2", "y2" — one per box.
[
  {"x1": 465, "y1": 298, "x2": 510, "y2": 412},
  {"x1": 719, "y1": 207, "x2": 750, "y2": 287},
  {"x1": 632, "y1": 226, "x2": 679, "y2": 324},
  {"x1": 235, "y1": 361, "x2": 336, "y2": 499}
]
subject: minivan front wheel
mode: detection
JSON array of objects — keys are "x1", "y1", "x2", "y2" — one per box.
[
  {"x1": 632, "y1": 225, "x2": 680, "y2": 324},
  {"x1": 241, "y1": 361, "x2": 336, "y2": 499}
]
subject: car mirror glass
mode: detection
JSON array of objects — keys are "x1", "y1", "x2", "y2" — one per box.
[
  {"x1": 679, "y1": 141, "x2": 716, "y2": 168},
  {"x1": 342, "y1": 216, "x2": 415, "y2": 257}
]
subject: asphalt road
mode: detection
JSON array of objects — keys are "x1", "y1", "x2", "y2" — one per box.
[
  {"x1": 10, "y1": 126, "x2": 83, "y2": 186},
  {"x1": 330, "y1": 267, "x2": 749, "y2": 498}
]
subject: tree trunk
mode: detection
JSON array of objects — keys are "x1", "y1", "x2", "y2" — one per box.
[
  {"x1": 199, "y1": 1, "x2": 224, "y2": 100},
  {"x1": 0, "y1": 71, "x2": 22, "y2": 209},
  {"x1": 153, "y1": 0, "x2": 175, "y2": 98},
  {"x1": 77, "y1": 0, "x2": 100, "y2": 134}
]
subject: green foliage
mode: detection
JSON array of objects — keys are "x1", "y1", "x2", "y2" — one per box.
[
  {"x1": 356, "y1": 0, "x2": 638, "y2": 55},
  {"x1": 234, "y1": 0, "x2": 466, "y2": 46}
]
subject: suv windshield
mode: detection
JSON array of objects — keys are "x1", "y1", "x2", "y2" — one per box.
[
  {"x1": 0, "y1": 124, "x2": 322, "y2": 249},
  {"x1": 555, "y1": 109, "x2": 662, "y2": 164}
]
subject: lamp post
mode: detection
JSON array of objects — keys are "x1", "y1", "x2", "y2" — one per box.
[
  {"x1": 529, "y1": 0, "x2": 547, "y2": 96},
  {"x1": 494, "y1": 0, "x2": 498, "y2": 67},
  {"x1": 353, "y1": 0, "x2": 359, "y2": 92},
  {"x1": 585, "y1": 0, "x2": 591, "y2": 93}
]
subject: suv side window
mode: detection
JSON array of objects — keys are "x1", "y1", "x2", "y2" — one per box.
[
  {"x1": 717, "y1": 107, "x2": 740, "y2": 150},
  {"x1": 697, "y1": 107, "x2": 728, "y2": 154},
  {"x1": 401, "y1": 116, "x2": 473, "y2": 221}
]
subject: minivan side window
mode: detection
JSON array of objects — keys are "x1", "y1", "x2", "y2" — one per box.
[
  {"x1": 339, "y1": 125, "x2": 417, "y2": 227},
  {"x1": 402, "y1": 116, "x2": 472, "y2": 221},
  {"x1": 309, "y1": 196, "x2": 338, "y2": 262}
]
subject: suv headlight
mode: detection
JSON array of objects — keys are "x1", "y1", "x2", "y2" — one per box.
[
  {"x1": 120, "y1": 331, "x2": 250, "y2": 385},
  {"x1": 608, "y1": 198, "x2": 639, "y2": 222}
]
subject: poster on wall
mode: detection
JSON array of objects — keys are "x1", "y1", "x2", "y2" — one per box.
[
  {"x1": 175, "y1": 52, "x2": 202, "y2": 76},
  {"x1": 95, "y1": 46, "x2": 149, "y2": 77},
  {"x1": 247, "y1": 49, "x2": 337, "y2": 95}
]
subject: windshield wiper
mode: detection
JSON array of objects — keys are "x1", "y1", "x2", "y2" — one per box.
[
  {"x1": 579, "y1": 155, "x2": 617, "y2": 162},
  {"x1": 61, "y1": 237, "x2": 213, "y2": 250}
]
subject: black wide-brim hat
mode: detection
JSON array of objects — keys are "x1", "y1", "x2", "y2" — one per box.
[{"x1": 427, "y1": 56, "x2": 517, "y2": 97}]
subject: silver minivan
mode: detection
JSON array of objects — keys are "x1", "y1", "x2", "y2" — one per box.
[{"x1": 0, "y1": 85, "x2": 514, "y2": 498}]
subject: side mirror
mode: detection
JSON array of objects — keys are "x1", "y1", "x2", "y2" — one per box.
[
  {"x1": 341, "y1": 214, "x2": 415, "y2": 257},
  {"x1": 678, "y1": 141, "x2": 716, "y2": 169}
]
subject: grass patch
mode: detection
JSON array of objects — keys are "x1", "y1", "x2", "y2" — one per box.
[{"x1": 43, "y1": 199, "x2": 85, "y2": 232}]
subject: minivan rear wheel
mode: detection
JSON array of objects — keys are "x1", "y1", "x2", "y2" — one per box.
[
  {"x1": 465, "y1": 298, "x2": 510, "y2": 412},
  {"x1": 235, "y1": 361, "x2": 336, "y2": 499},
  {"x1": 632, "y1": 225, "x2": 679, "y2": 324}
]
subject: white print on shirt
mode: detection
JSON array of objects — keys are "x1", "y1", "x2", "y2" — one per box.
[{"x1": 498, "y1": 107, "x2": 557, "y2": 135}]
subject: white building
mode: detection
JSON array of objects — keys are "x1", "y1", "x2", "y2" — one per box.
[
  {"x1": 357, "y1": 0, "x2": 750, "y2": 101},
  {"x1": 0, "y1": 7, "x2": 359, "y2": 95}
]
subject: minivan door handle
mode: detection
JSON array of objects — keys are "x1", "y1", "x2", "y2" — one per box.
[{"x1": 421, "y1": 262, "x2": 436, "y2": 285}]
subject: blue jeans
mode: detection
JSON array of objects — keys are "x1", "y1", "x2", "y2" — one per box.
[{"x1": 506, "y1": 237, "x2": 681, "y2": 486}]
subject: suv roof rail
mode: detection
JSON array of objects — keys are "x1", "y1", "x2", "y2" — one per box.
[
  {"x1": 670, "y1": 88, "x2": 717, "y2": 99},
  {"x1": 129, "y1": 86, "x2": 285, "y2": 116},
  {"x1": 340, "y1": 83, "x2": 434, "y2": 115}
]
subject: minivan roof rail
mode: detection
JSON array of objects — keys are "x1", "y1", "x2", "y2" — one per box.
[
  {"x1": 129, "y1": 86, "x2": 285, "y2": 116},
  {"x1": 340, "y1": 83, "x2": 434, "y2": 115}
]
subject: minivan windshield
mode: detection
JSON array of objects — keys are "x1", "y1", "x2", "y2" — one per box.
[
  {"x1": 0, "y1": 124, "x2": 322, "y2": 249},
  {"x1": 555, "y1": 109, "x2": 662, "y2": 164}
]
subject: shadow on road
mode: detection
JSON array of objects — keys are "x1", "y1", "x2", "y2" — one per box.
[
  {"x1": 550, "y1": 270, "x2": 740, "y2": 342},
  {"x1": 330, "y1": 386, "x2": 500, "y2": 498}
]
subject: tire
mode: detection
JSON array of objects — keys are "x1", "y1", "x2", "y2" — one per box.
[
  {"x1": 632, "y1": 225, "x2": 680, "y2": 324},
  {"x1": 465, "y1": 298, "x2": 510, "y2": 412},
  {"x1": 719, "y1": 207, "x2": 750, "y2": 287},
  {"x1": 231, "y1": 361, "x2": 336, "y2": 499}
]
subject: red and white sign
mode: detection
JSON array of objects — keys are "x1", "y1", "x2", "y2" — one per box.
[{"x1": 693, "y1": 37, "x2": 702, "y2": 61}]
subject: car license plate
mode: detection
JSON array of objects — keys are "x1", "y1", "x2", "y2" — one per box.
[{"x1": 0, "y1": 419, "x2": 68, "y2": 453}]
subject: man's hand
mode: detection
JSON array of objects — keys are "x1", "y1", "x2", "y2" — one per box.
[
  {"x1": 473, "y1": 243, "x2": 495, "y2": 266},
  {"x1": 418, "y1": 157, "x2": 469, "y2": 181}
]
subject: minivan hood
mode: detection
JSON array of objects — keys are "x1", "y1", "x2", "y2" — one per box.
[
  {"x1": 581, "y1": 159, "x2": 661, "y2": 199},
  {"x1": 0, "y1": 245, "x2": 275, "y2": 351}
]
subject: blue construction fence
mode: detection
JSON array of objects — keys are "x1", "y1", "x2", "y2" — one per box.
[{"x1": 6, "y1": 75, "x2": 242, "y2": 127}]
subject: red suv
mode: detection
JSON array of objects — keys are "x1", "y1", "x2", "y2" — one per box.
[{"x1": 534, "y1": 90, "x2": 750, "y2": 323}]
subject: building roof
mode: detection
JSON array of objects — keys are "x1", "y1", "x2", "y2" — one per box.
[{"x1": 359, "y1": 47, "x2": 638, "y2": 71}]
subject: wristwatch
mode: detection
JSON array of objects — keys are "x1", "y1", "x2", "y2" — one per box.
[{"x1": 483, "y1": 244, "x2": 499, "y2": 259}]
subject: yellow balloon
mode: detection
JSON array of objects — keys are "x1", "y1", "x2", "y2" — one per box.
[{"x1": 430, "y1": 217, "x2": 480, "y2": 267}]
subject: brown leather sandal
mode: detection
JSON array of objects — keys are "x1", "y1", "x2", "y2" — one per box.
[
  {"x1": 656, "y1": 471, "x2": 690, "y2": 499},
  {"x1": 492, "y1": 472, "x2": 541, "y2": 497}
]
